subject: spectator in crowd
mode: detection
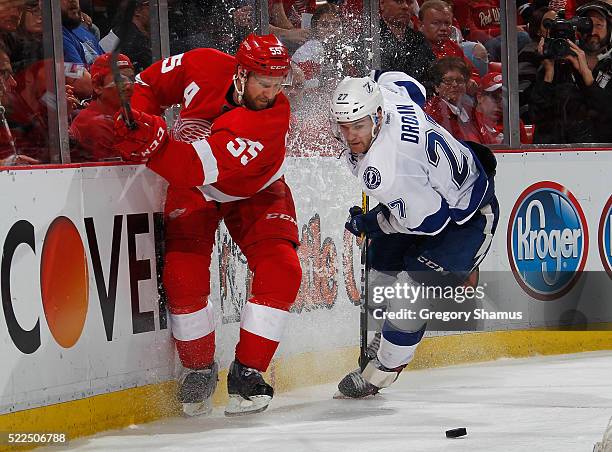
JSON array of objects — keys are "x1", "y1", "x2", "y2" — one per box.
[
  {"x1": 474, "y1": 71, "x2": 528, "y2": 144},
  {"x1": 0, "y1": 0, "x2": 23, "y2": 58},
  {"x1": 168, "y1": 0, "x2": 259, "y2": 54},
  {"x1": 452, "y1": 0, "x2": 502, "y2": 44},
  {"x1": 64, "y1": 61, "x2": 92, "y2": 101},
  {"x1": 268, "y1": 0, "x2": 311, "y2": 51},
  {"x1": 289, "y1": 3, "x2": 360, "y2": 141},
  {"x1": 62, "y1": 0, "x2": 104, "y2": 66},
  {"x1": 0, "y1": 44, "x2": 37, "y2": 165},
  {"x1": 518, "y1": 6, "x2": 557, "y2": 121},
  {"x1": 529, "y1": 0, "x2": 612, "y2": 143},
  {"x1": 212, "y1": 0, "x2": 255, "y2": 54},
  {"x1": 70, "y1": 53, "x2": 134, "y2": 161},
  {"x1": 12, "y1": 0, "x2": 42, "y2": 74},
  {"x1": 461, "y1": 40, "x2": 489, "y2": 77},
  {"x1": 453, "y1": 0, "x2": 530, "y2": 62},
  {"x1": 424, "y1": 56, "x2": 480, "y2": 141},
  {"x1": 80, "y1": 10, "x2": 100, "y2": 40},
  {"x1": 271, "y1": 0, "x2": 315, "y2": 29},
  {"x1": 292, "y1": 4, "x2": 348, "y2": 90},
  {"x1": 99, "y1": 0, "x2": 151, "y2": 73},
  {"x1": 577, "y1": 1, "x2": 612, "y2": 68},
  {"x1": 5, "y1": 59, "x2": 79, "y2": 162},
  {"x1": 517, "y1": 0, "x2": 550, "y2": 23},
  {"x1": 379, "y1": 0, "x2": 436, "y2": 84},
  {"x1": 419, "y1": 0, "x2": 480, "y2": 90}
]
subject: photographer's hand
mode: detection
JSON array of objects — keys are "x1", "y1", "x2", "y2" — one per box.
[
  {"x1": 538, "y1": 38, "x2": 555, "y2": 82},
  {"x1": 565, "y1": 40, "x2": 594, "y2": 86}
]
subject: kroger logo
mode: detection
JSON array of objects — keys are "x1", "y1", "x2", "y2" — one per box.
[
  {"x1": 598, "y1": 196, "x2": 612, "y2": 279},
  {"x1": 507, "y1": 182, "x2": 589, "y2": 301}
]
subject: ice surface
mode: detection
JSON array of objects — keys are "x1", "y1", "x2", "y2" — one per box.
[{"x1": 65, "y1": 351, "x2": 612, "y2": 451}]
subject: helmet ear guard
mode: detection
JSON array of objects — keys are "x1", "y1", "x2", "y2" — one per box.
[{"x1": 232, "y1": 66, "x2": 248, "y2": 105}]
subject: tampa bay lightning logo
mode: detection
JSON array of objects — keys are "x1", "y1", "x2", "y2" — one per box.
[
  {"x1": 363, "y1": 166, "x2": 381, "y2": 190},
  {"x1": 507, "y1": 182, "x2": 588, "y2": 301}
]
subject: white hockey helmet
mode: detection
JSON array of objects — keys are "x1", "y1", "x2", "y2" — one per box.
[{"x1": 329, "y1": 76, "x2": 384, "y2": 144}]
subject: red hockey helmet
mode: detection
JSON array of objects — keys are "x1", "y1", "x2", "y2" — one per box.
[{"x1": 235, "y1": 33, "x2": 290, "y2": 78}]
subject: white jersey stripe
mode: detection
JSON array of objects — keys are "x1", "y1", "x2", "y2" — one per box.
[
  {"x1": 197, "y1": 162, "x2": 285, "y2": 203},
  {"x1": 170, "y1": 302, "x2": 215, "y2": 341},
  {"x1": 240, "y1": 301, "x2": 290, "y2": 342},
  {"x1": 192, "y1": 139, "x2": 219, "y2": 184},
  {"x1": 472, "y1": 203, "x2": 495, "y2": 270},
  {"x1": 134, "y1": 73, "x2": 149, "y2": 87}
]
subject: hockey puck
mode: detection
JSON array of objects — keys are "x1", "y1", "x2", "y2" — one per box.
[{"x1": 445, "y1": 427, "x2": 467, "y2": 438}]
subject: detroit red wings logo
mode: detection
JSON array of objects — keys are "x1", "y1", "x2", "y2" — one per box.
[{"x1": 171, "y1": 116, "x2": 213, "y2": 143}]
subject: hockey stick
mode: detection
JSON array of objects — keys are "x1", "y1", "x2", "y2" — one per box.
[
  {"x1": 358, "y1": 192, "x2": 369, "y2": 370},
  {"x1": 0, "y1": 103, "x2": 17, "y2": 159},
  {"x1": 110, "y1": 0, "x2": 138, "y2": 129}
]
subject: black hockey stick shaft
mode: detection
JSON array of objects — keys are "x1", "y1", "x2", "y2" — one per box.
[
  {"x1": 359, "y1": 192, "x2": 369, "y2": 370},
  {"x1": 0, "y1": 103, "x2": 17, "y2": 157},
  {"x1": 110, "y1": 0, "x2": 138, "y2": 130}
]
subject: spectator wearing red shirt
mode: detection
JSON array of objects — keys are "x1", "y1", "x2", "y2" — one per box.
[
  {"x1": 474, "y1": 71, "x2": 528, "y2": 144},
  {"x1": 5, "y1": 59, "x2": 79, "y2": 163},
  {"x1": 419, "y1": 0, "x2": 480, "y2": 89},
  {"x1": 424, "y1": 56, "x2": 480, "y2": 141},
  {"x1": 0, "y1": 45, "x2": 38, "y2": 166},
  {"x1": 271, "y1": 0, "x2": 316, "y2": 28},
  {"x1": 453, "y1": 0, "x2": 530, "y2": 61},
  {"x1": 452, "y1": 0, "x2": 501, "y2": 43},
  {"x1": 70, "y1": 53, "x2": 134, "y2": 161}
]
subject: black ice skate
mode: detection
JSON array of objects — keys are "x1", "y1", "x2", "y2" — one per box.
[
  {"x1": 335, "y1": 357, "x2": 404, "y2": 399},
  {"x1": 177, "y1": 361, "x2": 219, "y2": 417},
  {"x1": 224, "y1": 360, "x2": 274, "y2": 416}
]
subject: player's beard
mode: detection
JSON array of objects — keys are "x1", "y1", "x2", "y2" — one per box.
[{"x1": 242, "y1": 92, "x2": 274, "y2": 111}]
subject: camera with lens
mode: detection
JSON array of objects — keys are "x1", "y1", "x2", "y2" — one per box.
[{"x1": 542, "y1": 16, "x2": 593, "y2": 59}]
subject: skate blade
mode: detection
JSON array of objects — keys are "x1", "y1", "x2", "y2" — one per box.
[
  {"x1": 332, "y1": 390, "x2": 379, "y2": 400},
  {"x1": 224, "y1": 394, "x2": 271, "y2": 417},
  {"x1": 181, "y1": 399, "x2": 212, "y2": 417}
]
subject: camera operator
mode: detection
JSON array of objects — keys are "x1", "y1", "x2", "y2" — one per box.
[{"x1": 529, "y1": 1, "x2": 612, "y2": 144}]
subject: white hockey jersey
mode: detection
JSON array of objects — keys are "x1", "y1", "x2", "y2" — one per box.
[{"x1": 345, "y1": 71, "x2": 491, "y2": 236}]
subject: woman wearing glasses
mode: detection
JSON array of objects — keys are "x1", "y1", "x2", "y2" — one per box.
[{"x1": 424, "y1": 56, "x2": 480, "y2": 141}]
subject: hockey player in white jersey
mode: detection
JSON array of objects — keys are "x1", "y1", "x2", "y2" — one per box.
[{"x1": 330, "y1": 71, "x2": 499, "y2": 398}]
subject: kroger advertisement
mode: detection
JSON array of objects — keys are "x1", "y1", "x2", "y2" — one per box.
[{"x1": 478, "y1": 151, "x2": 612, "y2": 330}]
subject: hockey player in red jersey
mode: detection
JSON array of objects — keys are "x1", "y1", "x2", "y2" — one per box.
[{"x1": 113, "y1": 34, "x2": 302, "y2": 417}]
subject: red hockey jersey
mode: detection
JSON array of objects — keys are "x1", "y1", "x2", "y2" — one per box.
[
  {"x1": 452, "y1": 0, "x2": 501, "y2": 43},
  {"x1": 131, "y1": 48, "x2": 290, "y2": 202}
]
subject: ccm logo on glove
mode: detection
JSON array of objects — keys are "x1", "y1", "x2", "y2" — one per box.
[
  {"x1": 145, "y1": 126, "x2": 166, "y2": 157},
  {"x1": 113, "y1": 109, "x2": 168, "y2": 163}
]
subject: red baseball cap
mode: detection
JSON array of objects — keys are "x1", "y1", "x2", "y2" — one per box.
[
  {"x1": 90, "y1": 53, "x2": 134, "y2": 83},
  {"x1": 480, "y1": 72, "x2": 503, "y2": 92}
]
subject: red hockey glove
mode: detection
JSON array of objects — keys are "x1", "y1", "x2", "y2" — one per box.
[{"x1": 113, "y1": 110, "x2": 168, "y2": 163}]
